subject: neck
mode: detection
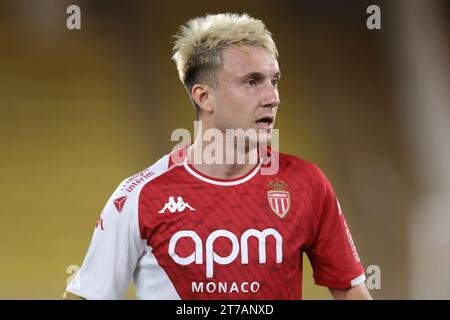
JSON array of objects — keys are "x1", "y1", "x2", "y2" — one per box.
[{"x1": 187, "y1": 135, "x2": 259, "y2": 180}]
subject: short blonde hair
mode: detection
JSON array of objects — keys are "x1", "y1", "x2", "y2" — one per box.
[{"x1": 172, "y1": 13, "x2": 278, "y2": 111}]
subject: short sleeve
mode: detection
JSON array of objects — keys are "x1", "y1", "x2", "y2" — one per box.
[
  {"x1": 305, "y1": 166, "x2": 366, "y2": 289},
  {"x1": 66, "y1": 181, "x2": 145, "y2": 299}
]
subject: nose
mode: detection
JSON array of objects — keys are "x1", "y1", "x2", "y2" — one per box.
[{"x1": 262, "y1": 81, "x2": 280, "y2": 108}]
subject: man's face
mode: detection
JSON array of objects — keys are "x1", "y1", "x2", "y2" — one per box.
[{"x1": 209, "y1": 45, "x2": 280, "y2": 147}]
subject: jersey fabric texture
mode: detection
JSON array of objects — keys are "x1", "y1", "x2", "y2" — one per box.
[{"x1": 66, "y1": 147, "x2": 365, "y2": 299}]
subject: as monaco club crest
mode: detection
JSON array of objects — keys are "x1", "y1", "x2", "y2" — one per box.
[{"x1": 267, "y1": 180, "x2": 290, "y2": 218}]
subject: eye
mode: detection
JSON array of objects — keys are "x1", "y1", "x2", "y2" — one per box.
[
  {"x1": 271, "y1": 78, "x2": 279, "y2": 87},
  {"x1": 245, "y1": 79, "x2": 258, "y2": 86}
]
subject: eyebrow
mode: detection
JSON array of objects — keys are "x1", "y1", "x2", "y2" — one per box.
[{"x1": 239, "y1": 70, "x2": 281, "y2": 80}]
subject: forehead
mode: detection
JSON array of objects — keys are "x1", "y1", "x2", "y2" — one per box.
[{"x1": 219, "y1": 46, "x2": 279, "y2": 79}]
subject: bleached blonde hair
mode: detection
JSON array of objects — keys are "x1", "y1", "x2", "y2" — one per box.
[{"x1": 172, "y1": 13, "x2": 278, "y2": 113}]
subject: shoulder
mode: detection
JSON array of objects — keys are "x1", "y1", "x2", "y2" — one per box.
[
  {"x1": 277, "y1": 151, "x2": 326, "y2": 181},
  {"x1": 119, "y1": 154, "x2": 171, "y2": 195},
  {"x1": 273, "y1": 151, "x2": 335, "y2": 199},
  {"x1": 107, "y1": 152, "x2": 175, "y2": 213}
]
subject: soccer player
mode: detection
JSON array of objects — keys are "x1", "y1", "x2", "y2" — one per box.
[{"x1": 64, "y1": 13, "x2": 372, "y2": 300}]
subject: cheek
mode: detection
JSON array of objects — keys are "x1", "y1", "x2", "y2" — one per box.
[
  {"x1": 216, "y1": 88, "x2": 244, "y2": 115},
  {"x1": 214, "y1": 86, "x2": 256, "y2": 127}
]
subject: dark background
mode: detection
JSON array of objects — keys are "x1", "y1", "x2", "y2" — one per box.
[{"x1": 0, "y1": 0, "x2": 448, "y2": 299}]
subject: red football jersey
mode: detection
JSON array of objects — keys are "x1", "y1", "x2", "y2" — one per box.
[{"x1": 66, "y1": 146, "x2": 365, "y2": 299}]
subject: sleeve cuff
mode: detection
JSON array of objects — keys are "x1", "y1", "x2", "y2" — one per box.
[
  {"x1": 350, "y1": 272, "x2": 366, "y2": 287},
  {"x1": 314, "y1": 272, "x2": 366, "y2": 289}
]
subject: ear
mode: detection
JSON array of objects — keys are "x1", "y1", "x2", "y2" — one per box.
[{"x1": 191, "y1": 84, "x2": 214, "y2": 113}]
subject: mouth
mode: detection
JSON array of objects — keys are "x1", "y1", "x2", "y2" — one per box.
[{"x1": 255, "y1": 115, "x2": 274, "y2": 129}]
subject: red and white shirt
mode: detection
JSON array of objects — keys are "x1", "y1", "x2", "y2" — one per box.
[{"x1": 66, "y1": 147, "x2": 365, "y2": 299}]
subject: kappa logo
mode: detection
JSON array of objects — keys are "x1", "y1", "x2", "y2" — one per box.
[
  {"x1": 114, "y1": 196, "x2": 128, "y2": 213},
  {"x1": 159, "y1": 196, "x2": 196, "y2": 213}
]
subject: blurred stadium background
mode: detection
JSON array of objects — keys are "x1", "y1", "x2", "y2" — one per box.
[{"x1": 0, "y1": 0, "x2": 448, "y2": 299}]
